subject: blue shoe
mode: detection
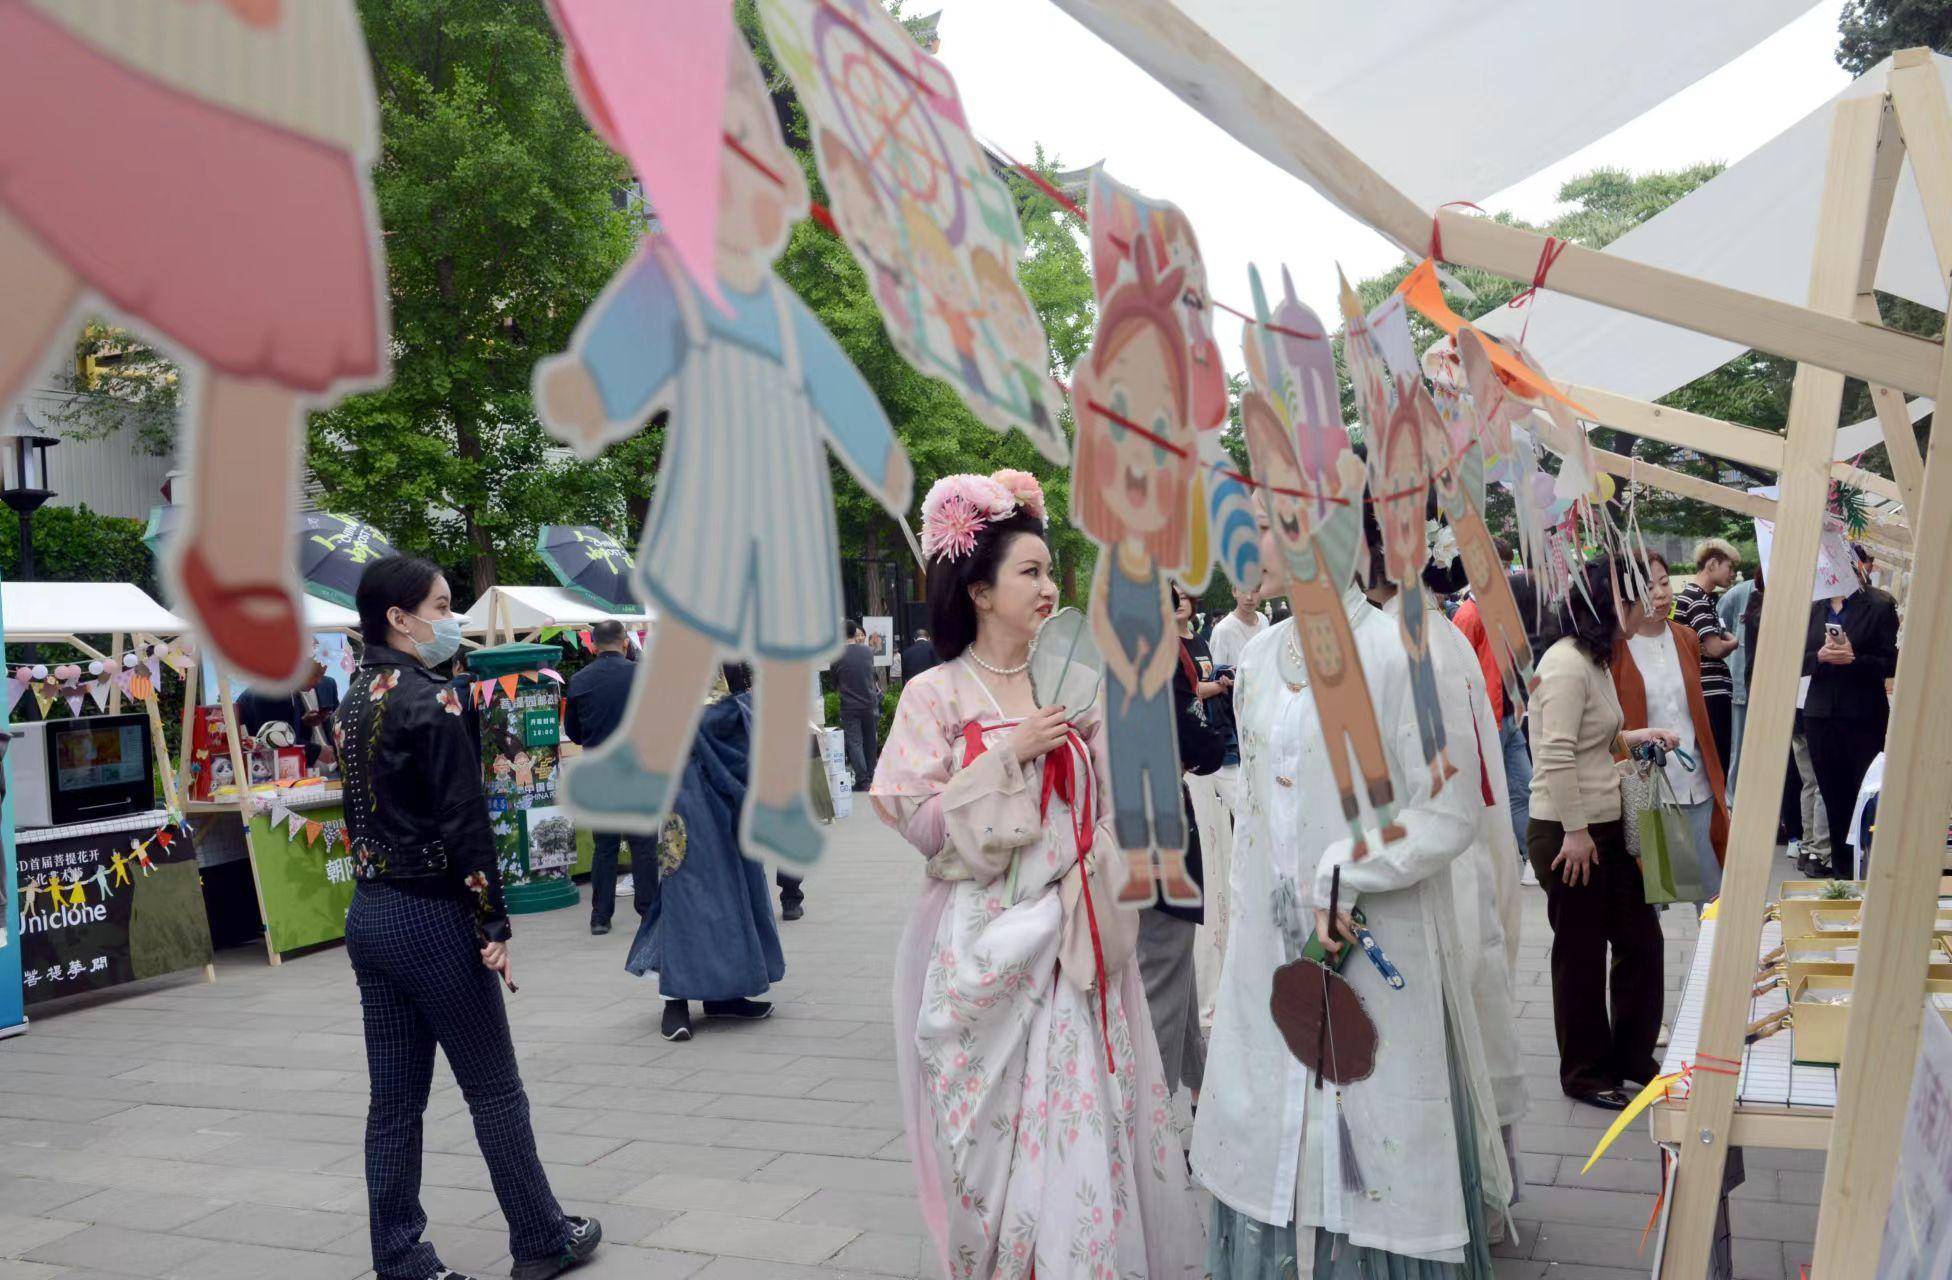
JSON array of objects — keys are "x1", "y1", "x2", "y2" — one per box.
[
  {"x1": 561, "y1": 746, "x2": 673, "y2": 836},
  {"x1": 745, "y1": 796, "x2": 826, "y2": 868}
]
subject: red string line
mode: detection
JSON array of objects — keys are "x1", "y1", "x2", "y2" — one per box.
[
  {"x1": 1509, "y1": 234, "x2": 1568, "y2": 343},
  {"x1": 1428, "y1": 200, "x2": 1488, "y2": 264}
]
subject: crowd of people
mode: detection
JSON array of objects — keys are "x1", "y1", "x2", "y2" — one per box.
[{"x1": 322, "y1": 482, "x2": 1901, "y2": 1279}]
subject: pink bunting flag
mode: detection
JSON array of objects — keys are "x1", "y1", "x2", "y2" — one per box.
[
  {"x1": 538, "y1": 668, "x2": 563, "y2": 684},
  {"x1": 288, "y1": 812, "x2": 307, "y2": 839},
  {"x1": 6, "y1": 676, "x2": 26, "y2": 716},
  {"x1": 64, "y1": 687, "x2": 84, "y2": 718},
  {"x1": 548, "y1": 0, "x2": 733, "y2": 307}
]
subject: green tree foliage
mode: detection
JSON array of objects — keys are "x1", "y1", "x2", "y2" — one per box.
[
  {"x1": 42, "y1": 323, "x2": 180, "y2": 457},
  {"x1": 1839, "y1": 0, "x2": 1952, "y2": 74},
  {"x1": 309, "y1": 0, "x2": 641, "y2": 599},
  {"x1": 0, "y1": 506, "x2": 156, "y2": 597}
]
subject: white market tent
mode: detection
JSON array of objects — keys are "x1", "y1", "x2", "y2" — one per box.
[
  {"x1": 1049, "y1": 6, "x2": 1952, "y2": 1273},
  {"x1": 460, "y1": 585, "x2": 648, "y2": 646},
  {"x1": 301, "y1": 596, "x2": 361, "y2": 633},
  {"x1": 1, "y1": 581, "x2": 187, "y2": 644}
]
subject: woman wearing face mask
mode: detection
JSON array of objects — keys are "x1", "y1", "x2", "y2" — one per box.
[{"x1": 339, "y1": 557, "x2": 601, "y2": 1280}]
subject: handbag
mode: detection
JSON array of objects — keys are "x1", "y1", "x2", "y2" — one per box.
[{"x1": 1635, "y1": 757, "x2": 1708, "y2": 905}]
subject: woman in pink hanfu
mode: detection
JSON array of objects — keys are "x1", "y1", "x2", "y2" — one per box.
[
  {"x1": 874, "y1": 470, "x2": 1205, "y2": 1280},
  {"x1": 0, "y1": 0, "x2": 387, "y2": 688}
]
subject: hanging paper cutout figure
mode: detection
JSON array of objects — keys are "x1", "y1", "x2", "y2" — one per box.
[
  {"x1": 20, "y1": 876, "x2": 42, "y2": 916},
  {"x1": 1419, "y1": 345, "x2": 1538, "y2": 707},
  {"x1": 1088, "y1": 170, "x2": 1259, "y2": 596},
  {"x1": 1071, "y1": 239, "x2": 1200, "y2": 907},
  {"x1": 1346, "y1": 281, "x2": 1456, "y2": 795},
  {"x1": 88, "y1": 863, "x2": 113, "y2": 901},
  {"x1": 0, "y1": 1, "x2": 389, "y2": 691},
  {"x1": 758, "y1": 0, "x2": 1066, "y2": 462},
  {"x1": 1240, "y1": 264, "x2": 1402, "y2": 857},
  {"x1": 1457, "y1": 328, "x2": 1552, "y2": 590},
  {"x1": 534, "y1": 33, "x2": 911, "y2": 869}
]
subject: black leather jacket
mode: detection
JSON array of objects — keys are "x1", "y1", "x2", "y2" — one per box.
[{"x1": 336, "y1": 645, "x2": 510, "y2": 941}]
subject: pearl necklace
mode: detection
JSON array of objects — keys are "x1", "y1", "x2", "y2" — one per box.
[{"x1": 965, "y1": 647, "x2": 1030, "y2": 677}]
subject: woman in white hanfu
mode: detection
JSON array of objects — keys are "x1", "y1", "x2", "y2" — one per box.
[
  {"x1": 873, "y1": 470, "x2": 1205, "y2": 1280},
  {"x1": 1193, "y1": 517, "x2": 1511, "y2": 1278}
]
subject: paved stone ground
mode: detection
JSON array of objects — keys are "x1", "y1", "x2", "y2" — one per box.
[{"x1": 0, "y1": 810, "x2": 1819, "y2": 1279}]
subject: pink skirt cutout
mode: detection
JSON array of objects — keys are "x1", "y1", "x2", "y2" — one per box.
[{"x1": 0, "y1": 2, "x2": 384, "y2": 394}]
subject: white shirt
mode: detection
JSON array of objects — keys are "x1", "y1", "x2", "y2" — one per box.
[
  {"x1": 1191, "y1": 594, "x2": 1510, "y2": 1258},
  {"x1": 1208, "y1": 608, "x2": 1267, "y2": 671},
  {"x1": 1625, "y1": 626, "x2": 1709, "y2": 805}
]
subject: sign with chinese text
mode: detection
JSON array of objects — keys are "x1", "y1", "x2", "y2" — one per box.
[
  {"x1": 15, "y1": 816, "x2": 208, "y2": 1005},
  {"x1": 245, "y1": 802, "x2": 354, "y2": 957},
  {"x1": 1878, "y1": 1007, "x2": 1952, "y2": 1276}
]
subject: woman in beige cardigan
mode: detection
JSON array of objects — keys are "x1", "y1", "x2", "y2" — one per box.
[{"x1": 1527, "y1": 556, "x2": 1679, "y2": 1111}]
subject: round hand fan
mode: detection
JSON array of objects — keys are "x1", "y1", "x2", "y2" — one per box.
[
  {"x1": 1028, "y1": 607, "x2": 1103, "y2": 720},
  {"x1": 1269, "y1": 958, "x2": 1378, "y2": 1085}
]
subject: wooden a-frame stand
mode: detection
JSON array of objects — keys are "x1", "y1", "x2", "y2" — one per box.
[{"x1": 1048, "y1": 8, "x2": 1952, "y2": 1274}]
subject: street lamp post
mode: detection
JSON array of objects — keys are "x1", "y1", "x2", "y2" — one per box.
[
  {"x1": 2, "y1": 414, "x2": 58, "y2": 667},
  {"x1": 1, "y1": 413, "x2": 57, "y2": 581}
]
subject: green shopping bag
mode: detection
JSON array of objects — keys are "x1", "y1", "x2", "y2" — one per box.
[{"x1": 1637, "y1": 764, "x2": 1707, "y2": 905}]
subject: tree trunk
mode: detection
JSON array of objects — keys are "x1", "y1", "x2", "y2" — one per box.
[{"x1": 864, "y1": 525, "x2": 885, "y2": 618}]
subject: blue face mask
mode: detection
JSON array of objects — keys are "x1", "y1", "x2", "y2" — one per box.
[{"x1": 406, "y1": 613, "x2": 463, "y2": 666}]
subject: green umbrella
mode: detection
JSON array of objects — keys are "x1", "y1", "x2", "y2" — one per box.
[
  {"x1": 536, "y1": 525, "x2": 644, "y2": 612},
  {"x1": 144, "y1": 507, "x2": 397, "y2": 608}
]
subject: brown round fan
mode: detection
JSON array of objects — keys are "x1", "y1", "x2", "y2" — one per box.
[{"x1": 1269, "y1": 957, "x2": 1378, "y2": 1085}]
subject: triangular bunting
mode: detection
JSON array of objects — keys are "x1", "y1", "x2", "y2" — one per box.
[
  {"x1": 538, "y1": 668, "x2": 563, "y2": 684},
  {"x1": 129, "y1": 671, "x2": 154, "y2": 702},
  {"x1": 6, "y1": 677, "x2": 26, "y2": 716},
  {"x1": 499, "y1": 674, "x2": 519, "y2": 700},
  {"x1": 32, "y1": 684, "x2": 55, "y2": 718},
  {"x1": 304, "y1": 821, "x2": 323, "y2": 846},
  {"x1": 288, "y1": 812, "x2": 307, "y2": 839},
  {"x1": 65, "y1": 692, "x2": 84, "y2": 718},
  {"x1": 577, "y1": 630, "x2": 594, "y2": 654},
  {"x1": 87, "y1": 679, "x2": 112, "y2": 713}
]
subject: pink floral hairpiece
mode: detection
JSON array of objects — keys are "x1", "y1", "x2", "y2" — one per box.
[{"x1": 919, "y1": 470, "x2": 1046, "y2": 563}]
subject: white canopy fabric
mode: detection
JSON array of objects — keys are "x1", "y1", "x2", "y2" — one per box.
[
  {"x1": 302, "y1": 595, "x2": 361, "y2": 633},
  {"x1": 1050, "y1": 0, "x2": 1815, "y2": 215},
  {"x1": 1, "y1": 581, "x2": 186, "y2": 641},
  {"x1": 1476, "y1": 55, "x2": 1952, "y2": 420},
  {"x1": 459, "y1": 585, "x2": 646, "y2": 636}
]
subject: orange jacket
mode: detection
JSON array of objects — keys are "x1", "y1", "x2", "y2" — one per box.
[{"x1": 1610, "y1": 621, "x2": 1729, "y2": 864}]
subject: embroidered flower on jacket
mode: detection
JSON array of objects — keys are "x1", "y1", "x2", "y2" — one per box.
[
  {"x1": 437, "y1": 687, "x2": 463, "y2": 717},
  {"x1": 370, "y1": 669, "x2": 400, "y2": 700}
]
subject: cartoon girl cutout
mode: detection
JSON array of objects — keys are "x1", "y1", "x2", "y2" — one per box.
[
  {"x1": 20, "y1": 875, "x2": 41, "y2": 916},
  {"x1": 1071, "y1": 241, "x2": 1201, "y2": 907},
  {"x1": 817, "y1": 128, "x2": 913, "y2": 333},
  {"x1": 966, "y1": 247, "x2": 1058, "y2": 448},
  {"x1": 1240, "y1": 267, "x2": 1403, "y2": 846},
  {"x1": 1379, "y1": 373, "x2": 1459, "y2": 795},
  {"x1": 0, "y1": 0, "x2": 388, "y2": 690},
  {"x1": 534, "y1": 33, "x2": 911, "y2": 868},
  {"x1": 1418, "y1": 358, "x2": 1539, "y2": 705}
]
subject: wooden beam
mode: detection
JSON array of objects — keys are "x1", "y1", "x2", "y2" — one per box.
[
  {"x1": 1434, "y1": 211, "x2": 1942, "y2": 396},
  {"x1": 1589, "y1": 447, "x2": 1913, "y2": 559},
  {"x1": 1811, "y1": 54, "x2": 1952, "y2": 1276},
  {"x1": 1055, "y1": 1, "x2": 1945, "y2": 395},
  {"x1": 1661, "y1": 95, "x2": 1886, "y2": 1279},
  {"x1": 1891, "y1": 49, "x2": 1952, "y2": 272},
  {"x1": 1566, "y1": 381, "x2": 1907, "y2": 505}
]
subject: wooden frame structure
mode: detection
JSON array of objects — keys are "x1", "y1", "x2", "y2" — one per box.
[{"x1": 1050, "y1": 8, "x2": 1952, "y2": 1274}]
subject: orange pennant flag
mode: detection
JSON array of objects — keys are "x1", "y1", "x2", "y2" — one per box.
[
  {"x1": 305, "y1": 821, "x2": 324, "y2": 846},
  {"x1": 499, "y1": 674, "x2": 519, "y2": 701},
  {"x1": 1394, "y1": 258, "x2": 1591, "y2": 417}
]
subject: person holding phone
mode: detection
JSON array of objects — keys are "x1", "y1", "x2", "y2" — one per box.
[
  {"x1": 1527, "y1": 556, "x2": 1678, "y2": 1112},
  {"x1": 1802, "y1": 549, "x2": 1900, "y2": 877},
  {"x1": 339, "y1": 557, "x2": 601, "y2": 1280}
]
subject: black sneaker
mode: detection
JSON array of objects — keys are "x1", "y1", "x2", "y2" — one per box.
[
  {"x1": 590, "y1": 921, "x2": 610, "y2": 936},
  {"x1": 510, "y1": 1216, "x2": 602, "y2": 1280},
  {"x1": 702, "y1": 997, "x2": 773, "y2": 1020},
  {"x1": 661, "y1": 1000, "x2": 692, "y2": 1041},
  {"x1": 781, "y1": 901, "x2": 804, "y2": 921}
]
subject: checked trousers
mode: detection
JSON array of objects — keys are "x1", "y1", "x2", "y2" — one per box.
[{"x1": 346, "y1": 882, "x2": 569, "y2": 1280}]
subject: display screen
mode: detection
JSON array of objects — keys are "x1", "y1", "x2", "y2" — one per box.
[{"x1": 53, "y1": 723, "x2": 148, "y2": 791}]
